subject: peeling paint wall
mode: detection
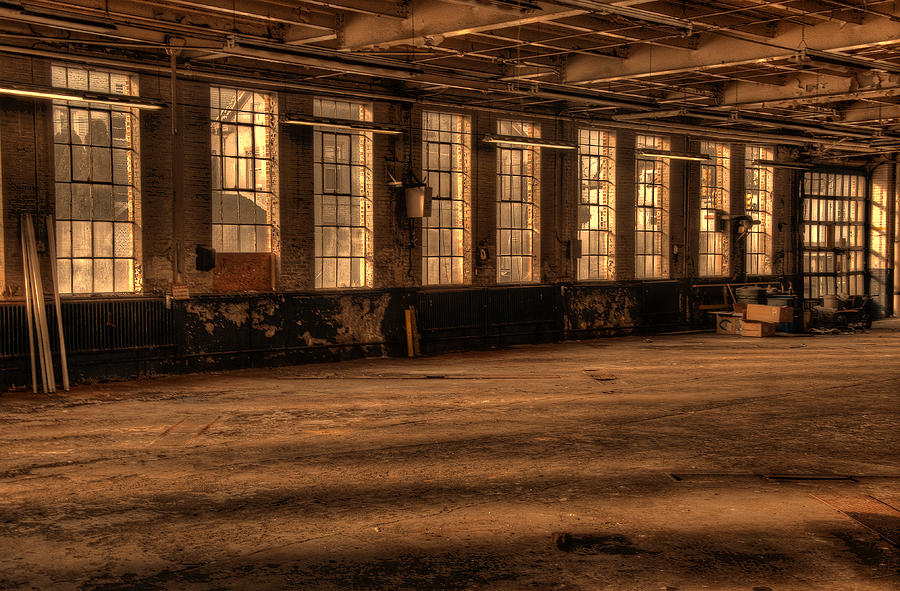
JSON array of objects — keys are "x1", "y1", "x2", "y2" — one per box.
[
  {"x1": 177, "y1": 291, "x2": 405, "y2": 362},
  {"x1": 565, "y1": 285, "x2": 639, "y2": 335}
]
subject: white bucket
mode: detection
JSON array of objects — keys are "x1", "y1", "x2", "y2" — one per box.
[{"x1": 405, "y1": 185, "x2": 425, "y2": 217}]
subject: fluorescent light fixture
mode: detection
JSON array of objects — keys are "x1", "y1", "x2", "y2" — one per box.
[
  {"x1": 796, "y1": 48, "x2": 900, "y2": 76},
  {"x1": 558, "y1": 0, "x2": 693, "y2": 32},
  {"x1": 78, "y1": 94, "x2": 164, "y2": 110},
  {"x1": 483, "y1": 134, "x2": 577, "y2": 150},
  {"x1": 753, "y1": 159, "x2": 813, "y2": 170},
  {"x1": 0, "y1": 85, "x2": 164, "y2": 109},
  {"x1": 636, "y1": 148, "x2": 710, "y2": 161},
  {"x1": 0, "y1": 87, "x2": 83, "y2": 101},
  {"x1": 283, "y1": 116, "x2": 404, "y2": 135}
]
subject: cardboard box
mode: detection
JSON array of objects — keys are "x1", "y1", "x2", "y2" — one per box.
[
  {"x1": 741, "y1": 320, "x2": 776, "y2": 337},
  {"x1": 745, "y1": 304, "x2": 793, "y2": 324},
  {"x1": 714, "y1": 312, "x2": 743, "y2": 335}
]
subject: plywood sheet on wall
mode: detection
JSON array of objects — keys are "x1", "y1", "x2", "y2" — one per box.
[{"x1": 211, "y1": 252, "x2": 273, "y2": 292}]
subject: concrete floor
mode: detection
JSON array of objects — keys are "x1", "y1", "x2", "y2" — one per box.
[{"x1": 1, "y1": 322, "x2": 899, "y2": 590}]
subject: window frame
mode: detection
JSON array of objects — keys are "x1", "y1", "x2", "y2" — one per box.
[
  {"x1": 744, "y1": 145, "x2": 774, "y2": 276},
  {"x1": 421, "y1": 110, "x2": 472, "y2": 286},
  {"x1": 210, "y1": 85, "x2": 277, "y2": 254},
  {"x1": 634, "y1": 134, "x2": 670, "y2": 280},
  {"x1": 801, "y1": 171, "x2": 867, "y2": 299},
  {"x1": 51, "y1": 63, "x2": 141, "y2": 295},
  {"x1": 312, "y1": 97, "x2": 374, "y2": 289},
  {"x1": 496, "y1": 119, "x2": 540, "y2": 284},
  {"x1": 576, "y1": 128, "x2": 616, "y2": 281},
  {"x1": 698, "y1": 141, "x2": 731, "y2": 277}
]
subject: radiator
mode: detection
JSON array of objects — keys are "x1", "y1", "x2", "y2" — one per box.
[
  {"x1": 0, "y1": 298, "x2": 174, "y2": 358},
  {"x1": 416, "y1": 286, "x2": 557, "y2": 333}
]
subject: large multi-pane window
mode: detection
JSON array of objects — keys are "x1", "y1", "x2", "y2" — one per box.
[
  {"x1": 496, "y1": 119, "x2": 540, "y2": 283},
  {"x1": 634, "y1": 134, "x2": 670, "y2": 279},
  {"x1": 698, "y1": 141, "x2": 730, "y2": 277},
  {"x1": 52, "y1": 64, "x2": 140, "y2": 294},
  {"x1": 869, "y1": 164, "x2": 891, "y2": 309},
  {"x1": 577, "y1": 129, "x2": 616, "y2": 280},
  {"x1": 802, "y1": 172, "x2": 866, "y2": 299},
  {"x1": 313, "y1": 98, "x2": 373, "y2": 288},
  {"x1": 744, "y1": 145, "x2": 774, "y2": 275},
  {"x1": 422, "y1": 111, "x2": 471, "y2": 285},
  {"x1": 210, "y1": 86, "x2": 276, "y2": 253}
]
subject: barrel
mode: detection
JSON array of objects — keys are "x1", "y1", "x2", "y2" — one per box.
[{"x1": 735, "y1": 285, "x2": 765, "y2": 304}]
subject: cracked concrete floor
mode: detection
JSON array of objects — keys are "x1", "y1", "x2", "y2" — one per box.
[{"x1": 1, "y1": 321, "x2": 899, "y2": 590}]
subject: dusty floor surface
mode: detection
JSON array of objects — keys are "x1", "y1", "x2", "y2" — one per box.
[{"x1": 1, "y1": 322, "x2": 899, "y2": 591}]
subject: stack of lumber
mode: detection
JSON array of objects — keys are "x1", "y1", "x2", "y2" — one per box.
[{"x1": 19, "y1": 214, "x2": 69, "y2": 393}]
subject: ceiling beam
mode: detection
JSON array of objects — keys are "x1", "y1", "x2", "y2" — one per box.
[
  {"x1": 298, "y1": 0, "x2": 409, "y2": 18},
  {"x1": 715, "y1": 71, "x2": 900, "y2": 107},
  {"x1": 840, "y1": 102, "x2": 900, "y2": 123},
  {"x1": 565, "y1": 12, "x2": 900, "y2": 84},
  {"x1": 340, "y1": 0, "x2": 586, "y2": 50}
]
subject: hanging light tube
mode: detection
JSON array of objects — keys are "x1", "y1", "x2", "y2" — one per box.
[
  {"x1": 753, "y1": 159, "x2": 813, "y2": 170},
  {"x1": 0, "y1": 85, "x2": 164, "y2": 109},
  {"x1": 0, "y1": 87, "x2": 83, "y2": 101},
  {"x1": 482, "y1": 134, "x2": 577, "y2": 150},
  {"x1": 636, "y1": 148, "x2": 710, "y2": 161},
  {"x1": 283, "y1": 116, "x2": 404, "y2": 135}
]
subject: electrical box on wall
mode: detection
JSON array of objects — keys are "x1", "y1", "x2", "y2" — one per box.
[{"x1": 195, "y1": 245, "x2": 216, "y2": 271}]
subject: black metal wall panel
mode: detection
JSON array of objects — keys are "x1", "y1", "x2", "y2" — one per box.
[{"x1": 639, "y1": 282, "x2": 685, "y2": 328}]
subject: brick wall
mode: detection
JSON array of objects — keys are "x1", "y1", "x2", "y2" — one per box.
[
  {"x1": 1, "y1": 54, "x2": 813, "y2": 302},
  {"x1": 0, "y1": 54, "x2": 53, "y2": 298}
]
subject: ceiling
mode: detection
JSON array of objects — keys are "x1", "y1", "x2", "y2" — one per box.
[{"x1": 1, "y1": 0, "x2": 899, "y2": 156}]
